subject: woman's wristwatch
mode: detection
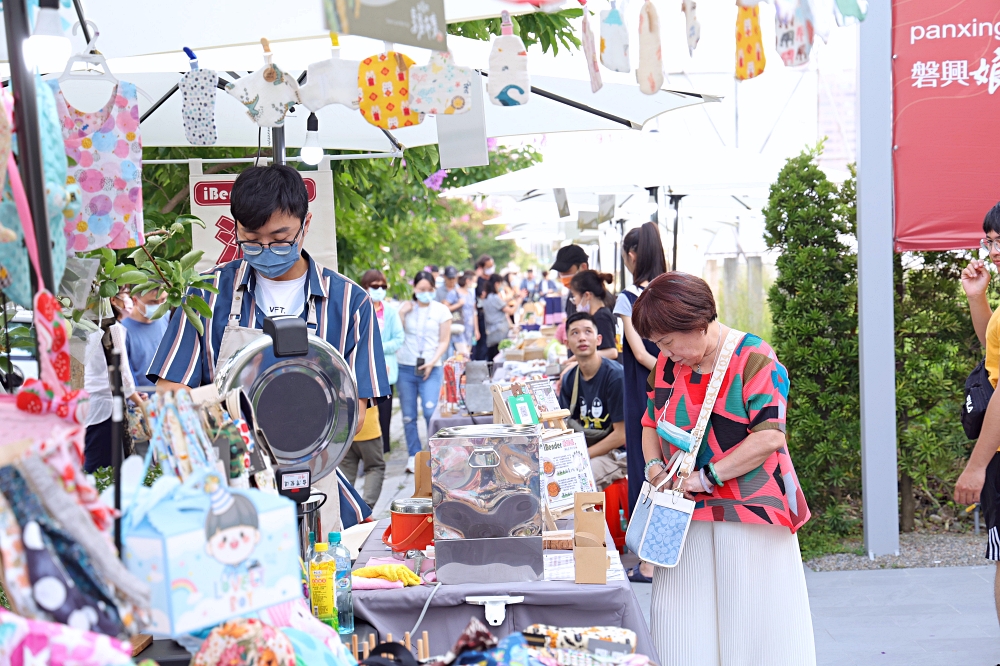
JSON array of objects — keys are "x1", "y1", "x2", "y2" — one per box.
[{"x1": 644, "y1": 458, "x2": 665, "y2": 481}]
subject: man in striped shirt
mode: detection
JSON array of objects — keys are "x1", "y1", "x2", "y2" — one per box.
[{"x1": 148, "y1": 165, "x2": 389, "y2": 526}]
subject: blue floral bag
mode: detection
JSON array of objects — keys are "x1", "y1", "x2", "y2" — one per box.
[{"x1": 624, "y1": 329, "x2": 743, "y2": 568}]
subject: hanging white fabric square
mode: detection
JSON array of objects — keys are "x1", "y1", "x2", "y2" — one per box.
[
  {"x1": 682, "y1": 0, "x2": 701, "y2": 56},
  {"x1": 600, "y1": 3, "x2": 630, "y2": 74},
  {"x1": 636, "y1": 0, "x2": 663, "y2": 95},
  {"x1": 488, "y1": 12, "x2": 530, "y2": 106},
  {"x1": 299, "y1": 57, "x2": 361, "y2": 111},
  {"x1": 409, "y1": 52, "x2": 474, "y2": 115},
  {"x1": 179, "y1": 68, "x2": 218, "y2": 146},
  {"x1": 581, "y1": 9, "x2": 603, "y2": 92}
]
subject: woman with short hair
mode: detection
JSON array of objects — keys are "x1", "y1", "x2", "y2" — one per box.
[{"x1": 632, "y1": 271, "x2": 814, "y2": 666}]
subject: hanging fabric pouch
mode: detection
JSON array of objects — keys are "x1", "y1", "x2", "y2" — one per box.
[
  {"x1": 735, "y1": 1, "x2": 767, "y2": 80},
  {"x1": 409, "y1": 52, "x2": 474, "y2": 116},
  {"x1": 180, "y1": 68, "x2": 219, "y2": 145},
  {"x1": 581, "y1": 6, "x2": 603, "y2": 93},
  {"x1": 681, "y1": 0, "x2": 701, "y2": 56},
  {"x1": 225, "y1": 63, "x2": 300, "y2": 128},
  {"x1": 636, "y1": 0, "x2": 664, "y2": 95},
  {"x1": 488, "y1": 12, "x2": 530, "y2": 107},
  {"x1": 0, "y1": 82, "x2": 78, "y2": 308},
  {"x1": 299, "y1": 57, "x2": 362, "y2": 111},
  {"x1": 775, "y1": 0, "x2": 814, "y2": 67},
  {"x1": 358, "y1": 52, "x2": 423, "y2": 129},
  {"x1": 600, "y1": 2, "x2": 630, "y2": 73}
]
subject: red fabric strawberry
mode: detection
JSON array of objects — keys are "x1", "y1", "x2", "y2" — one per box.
[
  {"x1": 52, "y1": 351, "x2": 71, "y2": 383},
  {"x1": 36, "y1": 292, "x2": 57, "y2": 322},
  {"x1": 16, "y1": 392, "x2": 43, "y2": 414},
  {"x1": 51, "y1": 322, "x2": 66, "y2": 352}
]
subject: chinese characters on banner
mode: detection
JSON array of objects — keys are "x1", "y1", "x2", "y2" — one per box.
[
  {"x1": 189, "y1": 161, "x2": 338, "y2": 273},
  {"x1": 892, "y1": 2, "x2": 1000, "y2": 251},
  {"x1": 322, "y1": 0, "x2": 447, "y2": 51}
]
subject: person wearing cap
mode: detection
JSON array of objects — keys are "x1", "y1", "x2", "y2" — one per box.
[
  {"x1": 437, "y1": 266, "x2": 458, "y2": 303},
  {"x1": 550, "y1": 245, "x2": 590, "y2": 318}
]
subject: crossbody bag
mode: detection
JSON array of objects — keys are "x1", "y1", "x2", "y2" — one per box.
[{"x1": 624, "y1": 327, "x2": 744, "y2": 568}]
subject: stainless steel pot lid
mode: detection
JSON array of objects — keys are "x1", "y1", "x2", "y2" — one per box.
[
  {"x1": 215, "y1": 333, "x2": 358, "y2": 482},
  {"x1": 390, "y1": 498, "x2": 433, "y2": 514}
]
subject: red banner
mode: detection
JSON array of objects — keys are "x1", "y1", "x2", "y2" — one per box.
[{"x1": 892, "y1": 2, "x2": 1000, "y2": 251}]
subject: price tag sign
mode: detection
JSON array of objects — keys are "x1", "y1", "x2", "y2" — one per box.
[{"x1": 281, "y1": 471, "x2": 310, "y2": 491}]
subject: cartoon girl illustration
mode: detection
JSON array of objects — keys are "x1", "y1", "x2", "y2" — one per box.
[{"x1": 205, "y1": 476, "x2": 261, "y2": 576}]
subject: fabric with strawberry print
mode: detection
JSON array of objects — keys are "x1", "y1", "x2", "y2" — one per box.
[{"x1": 53, "y1": 81, "x2": 145, "y2": 252}]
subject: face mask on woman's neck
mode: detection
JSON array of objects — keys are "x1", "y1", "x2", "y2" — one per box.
[{"x1": 577, "y1": 297, "x2": 591, "y2": 314}]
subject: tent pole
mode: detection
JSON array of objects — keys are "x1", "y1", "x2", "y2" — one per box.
[
  {"x1": 669, "y1": 194, "x2": 685, "y2": 272},
  {"x1": 4, "y1": 0, "x2": 56, "y2": 292},
  {"x1": 71, "y1": 0, "x2": 91, "y2": 44},
  {"x1": 273, "y1": 127, "x2": 286, "y2": 166}
]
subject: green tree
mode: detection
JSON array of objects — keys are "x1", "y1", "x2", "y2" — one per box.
[
  {"x1": 448, "y1": 9, "x2": 583, "y2": 55},
  {"x1": 894, "y1": 251, "x2": 979, "y2": 530},
  {"x1": 762, "y1": 146, "x2": 861, "y2": 530}
]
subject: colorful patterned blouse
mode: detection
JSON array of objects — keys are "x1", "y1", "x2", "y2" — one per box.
[{"x1": 641, "y1": 332, "x2": 810, "y2": 532}]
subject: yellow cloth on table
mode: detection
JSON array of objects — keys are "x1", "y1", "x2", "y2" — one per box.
[{"x1": 353, "y1": 564, "x2": 422, "y2": 586}]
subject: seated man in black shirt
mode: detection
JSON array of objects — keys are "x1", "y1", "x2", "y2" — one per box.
[{"x1": 558, "y1": 312, "x2": 628, "y2": 489}]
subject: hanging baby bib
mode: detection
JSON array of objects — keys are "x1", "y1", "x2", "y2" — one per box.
[
  {"x1": 775, "y1": 0, "x2": 814, "y2": 67},
  {"x1": 358, "y1": 52, "x2": 423, "y2": 129},
  {"x1": 735, "y1": 2, "x2": 766, "y2": 81},
  {"x1": 682, "y1": 0, "x2": 701, "y2": 56},
  {"x1": 225, "y1": 63, "x2": 300, "y2": 128},
  {"x1": 488, "y1": 13, "x2": 530, "y2": 107},
  {"x1": 409, "y1": 52, "x2": 474, "y2": 116},
  {"x1": 179, "y1": 68, "x2": 218, "y2": 146},
  {"x1": 600, "y1": 2, "x2": 630, "y2": 73},
  {"x1": 581, "y1": 9, "x2": 603, "y2": 93},
  {"x1": 636, "y1": 0, "x2": 663, "y2": 95},
  {"x1": 299, "y1": 57, "x2": 361, "y2": 111}
]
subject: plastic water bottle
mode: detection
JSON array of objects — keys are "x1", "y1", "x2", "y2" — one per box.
[
  {"x1": 309, "y1": 543, "x2": 338, "y2": 630},
  {"x1": 329, "y1": 532, "x2": 354, "y2": 634}
]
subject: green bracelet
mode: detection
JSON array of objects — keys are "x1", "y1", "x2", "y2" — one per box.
[
  {"x1": 644, "y1": 458, "x2": 665, "y2": 481},
  {"x1": 707, "y1": 462, "x2": 725, "y2": 487}
]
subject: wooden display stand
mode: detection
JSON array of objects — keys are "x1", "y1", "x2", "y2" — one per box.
[{"x1": 491, "y1": 382, "x2": 570, "y2": 434}]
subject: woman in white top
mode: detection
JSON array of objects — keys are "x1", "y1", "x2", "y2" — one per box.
[{"x1": 396, "y1": 271, "x2": 452, "y2": 472}]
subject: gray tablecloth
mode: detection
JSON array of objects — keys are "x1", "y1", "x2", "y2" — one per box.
[
  {"x1": 352, "y1": 520, "x2": 658, "y2": 662},
  {"x1": 427, "y1": 405, "x2": 494, "y2": 438}
]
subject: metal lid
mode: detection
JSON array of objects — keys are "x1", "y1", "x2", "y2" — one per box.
[
  {"x1": 215, "y1": 333, "x2": 359, "y2": 482},
  {"x1": 390, "y1": 498, "x2": 433, "y2": 514}
]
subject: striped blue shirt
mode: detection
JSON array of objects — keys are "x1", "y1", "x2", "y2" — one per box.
[{"x1": 147, "y1": 253, "x2": 390, "y2": 400}]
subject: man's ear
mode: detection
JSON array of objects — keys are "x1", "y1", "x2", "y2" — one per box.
[
  {"x1": 596, "y1": 333, "x2": 603, "y2": 347},
  {"x1": 302, "y1": 212, "x2": 312, "y2": 238}
]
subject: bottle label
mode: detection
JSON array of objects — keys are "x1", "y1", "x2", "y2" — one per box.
[{"x1": 310, "y1": 562, "x2": 337, "y2": 617}]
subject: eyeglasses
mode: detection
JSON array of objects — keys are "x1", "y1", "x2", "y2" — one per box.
[
  {"x1": 369, "y1": 284, "x2": 387, "y2": 290},
  {"x1": 237, "y1": 224, "x2": 303, "y2": 256},
  {"x1": 982, "y1": 238, "x2": 1000, "y2": 253}
]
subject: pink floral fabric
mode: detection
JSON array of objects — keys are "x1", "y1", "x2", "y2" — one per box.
[
  {"x1": 0, "y1": 608, "x2": 133, "y2": 665},
  {"x1": 54, "y1": 81, "x2": 144, "y2": 252}
]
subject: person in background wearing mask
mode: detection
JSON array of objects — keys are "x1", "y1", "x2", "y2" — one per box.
[
  {"x1": 437, "y1": 266, "x2": 457, "y2": 303},
  {"x1": 149, "y1": 165, "x2": 390, "y2": 531},
  {"x1": 360, "y1": 269, "x2": 404, "y2": 456},
  {"x1": 550, "y1": 245, "x2": 590, "y2": 318},
  {"x1": 568, "y1": 270, "x2": 618, "y2": 362},
  {"x1": 121, "y1": 288, "x2": 169, "y2": 390},
  {"x1": 445, "y1": 269, "x2": 476, "y2": 355},
  {"x1": 473, "y1": 254, "x2": 495, "y2": 360},
  {"x1": 397, "y1": 271, "x2": 452, "y2": 473}
]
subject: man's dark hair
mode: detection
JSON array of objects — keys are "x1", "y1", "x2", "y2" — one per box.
[
  {"x1": 475, "y1": 254, "x2": 493, "y2": 269},
  {"x1": 984, "y1": 202, "x2": 1000, "y2": 235},
  {"x1": 566, "y1": 312, "x2": 597, "y2": 332},
  {"x1": 231, "y1": 165, "x2": 309, "y2": 232}
]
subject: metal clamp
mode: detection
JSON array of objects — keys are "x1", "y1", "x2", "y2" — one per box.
[{"x1": 465, "y1": 595, "x2": 524, "y2": 626}]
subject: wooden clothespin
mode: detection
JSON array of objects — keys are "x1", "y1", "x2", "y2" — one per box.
[{"x1": 261, "y1": 38, "x2": 278, "y2": 81}]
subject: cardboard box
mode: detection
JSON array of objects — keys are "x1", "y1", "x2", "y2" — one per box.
[{"x1": 573, "y1": 492, "x2": 609, "y2": 584}]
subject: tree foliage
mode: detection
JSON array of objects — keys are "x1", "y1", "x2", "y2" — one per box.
[
  {"x1": 763, "y1": 146, "x2": 861, "y2": 517},
  {"x1": 448, "y1": 9, "x2": 583, "y2": 55}
]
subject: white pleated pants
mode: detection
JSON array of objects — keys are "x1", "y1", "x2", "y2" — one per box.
[{"x1": 649, "y1": 520, "x2": 816, "y2": 666}]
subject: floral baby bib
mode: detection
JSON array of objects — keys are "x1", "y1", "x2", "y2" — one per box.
[
  {"x1": 225, "y1": 63, "x2": 300, "y2": 128},
  {"x1": 775, "y1": 0, "x2": 814, "y2": 67},
  {"x1": 409, "y1": 52, "x2": 474, "y2": 116},
  {"x1": 636, "y1": 0, "x2": 664, "y2": 95},
  {"x1": 600, "y1": 2, "x2": 630, "y2": 73},
  {"x1": 358, "y1": 52, "x2": 423, "y2": 129},
  {"x1": 54, "y1": 81, "x2": 144, "y2": 252},
  {"x1": 735, "y1": 2, "x2": 767, "y2": 81}
]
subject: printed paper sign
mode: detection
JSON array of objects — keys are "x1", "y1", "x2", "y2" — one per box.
[
  {"x1": 540, "y1": 432, "x2": 597, "y2": 514},
  {"x1": 189, "y1": 160, "x2": 338, "y2": 273},
  {"x1": 323, "y1": 0, "x2": 447, "y2": 51}
]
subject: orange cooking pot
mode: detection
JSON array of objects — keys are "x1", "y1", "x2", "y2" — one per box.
[{"x1": 382, "y1": 498, "x2": 434, "y2": 553}]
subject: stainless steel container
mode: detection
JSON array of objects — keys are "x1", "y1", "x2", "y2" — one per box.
[{"x1": 429, "y1": 424, "x2": 543, "y2": 584}]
